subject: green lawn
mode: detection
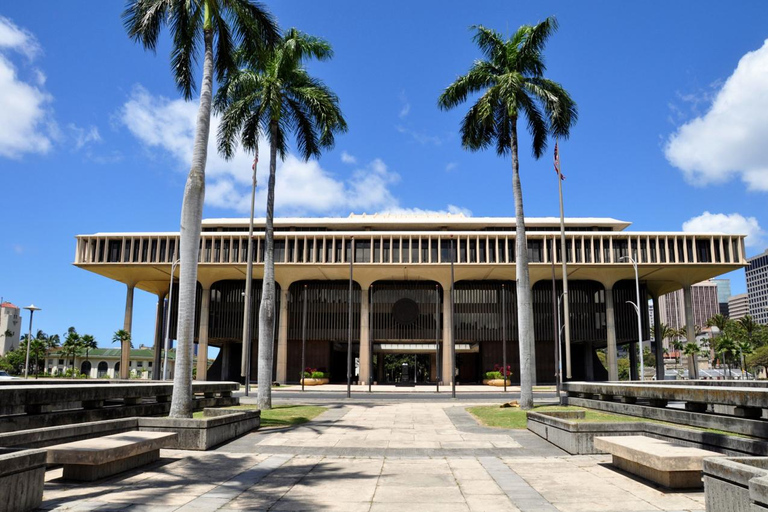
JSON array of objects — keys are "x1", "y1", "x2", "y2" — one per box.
[
  {"x1": 466, "y1": 405, "x2": 653, "y2": 429},
  {"x1": 193, "y1": 404, "x2": 326, "y2": 427}
]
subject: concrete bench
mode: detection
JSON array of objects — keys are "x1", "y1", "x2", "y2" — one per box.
[
  {"x1": 594, "y1": 435, "x2": 722, "y2": 489},
  {"x1": 46, "y1": 431, "x2": 176, "y2": 481}
]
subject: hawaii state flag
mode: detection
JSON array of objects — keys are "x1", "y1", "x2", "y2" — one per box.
[{"x1": 554, "y1": 142, "x2": 565, "y2": 180}]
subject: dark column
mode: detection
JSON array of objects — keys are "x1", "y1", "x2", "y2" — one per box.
[
  {"x1": 652, "y1": 294, "x2": 665, "y2": 381},
  {"x1": 584, "y1": 341, "x2": 594, "y2": 381},
  {"x1": 152, "y1": 293, "x2": 165, "y2": 380},
  {"x1": 629, "y1": 342, "x2": 639, "y2": 381}
]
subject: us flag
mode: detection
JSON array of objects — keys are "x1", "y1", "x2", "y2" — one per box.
[{"x1": 554, "y1": 142, "x2": 565, "y2": 180}]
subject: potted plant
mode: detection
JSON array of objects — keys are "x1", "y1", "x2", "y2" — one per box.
[
  {"x1": 300, "y1": 368, "x2": 330, "y2": 386},
  {"x1": 483, "y1": 364, "x2": 512, "y2": 386}
]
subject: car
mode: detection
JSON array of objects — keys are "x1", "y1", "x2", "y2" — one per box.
[{"x1": 0, "y1": 370, "x2": 20, "y2": 380}]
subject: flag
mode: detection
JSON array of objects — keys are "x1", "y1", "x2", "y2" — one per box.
[{"x1": 554, "y1": 142, "x2": 565, "y2": 180}]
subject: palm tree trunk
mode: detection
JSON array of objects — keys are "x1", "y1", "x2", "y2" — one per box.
[
  {"x1": 510, "y1": 121, "x2": 535, "y2": 409},
  {"x1": 169, "y1": 25, "x2": 213, "y2": 418},
  {"x1": 257, "y1": 121, "x2": 279, "y2": 410}
]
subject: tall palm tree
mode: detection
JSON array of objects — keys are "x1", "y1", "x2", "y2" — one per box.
[
  {"x1": 216, "y1": 28, "x2": 348, "y2": 409},
  {"x1": 62, "y1": 328, "x2": 82, "y2": 378},
  {"x1": 438, "y1": 18, "x2": 576, "y2": 408},
  {"x1": 682, "y1": 342, "x2": 700, "y2": 379},
  {"x1": 112, "y1": 330, "x2": 132, "y2": 378},
  {"x1": 80, "y1": 334, "x2": 98, "y2": 378},
  {"x1": 707, "y1": 313, "x2": 728, "y2": 334},
  {"x1": 123, "y1": 0, "x2": 279, "y2": 418}
]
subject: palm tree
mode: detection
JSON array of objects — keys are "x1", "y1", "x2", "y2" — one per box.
[
  {"x1": 112, "y1": 330, "x2": 132, "y2": 378},
  {"x1": 438, "y1": 18, "x2": 576, "y2": 408},
  {"x1": 707, "y1": 313, "x2": 728, "y2": 334},
  {"x1": 62, "y1": 328, "x2": 82, "y2": 378},
  {"x1": 123, "y1": 0, "x2": 279, "y2": 418},
  {"x1": 715, "y1": 334, "x2": 738, "y2": 378},
  {"x1": 216, "y1": 28, "x2": 347, "y2": 409},
  {"x1": 682, "y1": 342, "x2": 700, "y2": 379},
  {"x1": 80, "y1": 334, "x2": 98, "y2": 378}
]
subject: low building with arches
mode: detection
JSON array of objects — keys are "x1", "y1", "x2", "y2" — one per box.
[
  {"x1": 43, "y1": 347, "x2": 204, "y2": 379},
  {"x1": 73, "y1": 214, "x2": 747, "y2": 384}
]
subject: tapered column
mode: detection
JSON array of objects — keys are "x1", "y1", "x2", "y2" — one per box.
[
  {"x1": 221, "y1": 341, "x2": 230, "y2": 381},
  {"x1": 683, "y1": 284, "x2": 698, "y2": 379},
  {"x1": 276, "y1": 287, "x2": 290, "y2": 383},
  {"x1": 442, "y1": 289, "x2": 453, "y2": 385},
  {"x1": 358, "y1": 286, "x2": 370, "y2": 385},
  {"x1": 652, "y1": 294, "x2": 664, "y2": 381},
  {"x1": 196, "y1": 286, "x2": 211, "y2": 381},
  {"x1": 605, "y1": 285, "x2": 618, "y2": 381},
  {"x1": 121, "y1": 284, "x2": 134, "y2": 379},
  {"x1": 152, "y1": 293, "x2": 165, "y2": 380}
]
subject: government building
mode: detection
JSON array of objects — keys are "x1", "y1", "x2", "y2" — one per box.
[{"x1": 73, "y1": 214, "x2": 746, "y2": 384}]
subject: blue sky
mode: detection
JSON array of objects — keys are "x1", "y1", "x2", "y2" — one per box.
[{"x1": 2, "y1": 1, "x2": 768, "y2": 348}]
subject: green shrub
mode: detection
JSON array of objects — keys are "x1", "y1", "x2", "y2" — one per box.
[
  {"x1": 485, "y1": 371, "x2": 503, "y2": 380},
  {"x1": 311, "y1": 371, "x2": 327, "y2": 379}
]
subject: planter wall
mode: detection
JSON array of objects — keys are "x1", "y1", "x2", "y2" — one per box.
[
  {"x1": 0, "y1": 448, "x2": 47, "y2": 512},
  {"x1": 137, "y1": 408, "x2": 260, "y2": 450},
  {"x1": 300, "y1": 378, "x2": 329, "y2": 386},
  {"x1": 482, "y1": 379, "x2": 512, "y2": 387}
]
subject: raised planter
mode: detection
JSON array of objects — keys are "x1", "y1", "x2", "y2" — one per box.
[
  {"x1": 300, "y1": 378, "x2": 329, "y2": 386},
  {"x1": 483, "y1": 379, "x2": 512, "y2": 387},
  {"x1": 137, "y1": 408, "x2": 260, "y2": 450},
  {"x1": 703, "y1": 457, "x2": 768, "y2": 512},
  {"x1": 528, "y1": 410, "x2": 768, "y2": 456},
  {"x1": 0, "y1": 448, "x2": 47, "y2": 512}
]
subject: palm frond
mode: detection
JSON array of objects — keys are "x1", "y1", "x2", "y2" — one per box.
[
  {"x1": 438, "y1": 61, "x2": 496, "y2": 110},
  {"x1": 169, "y1": 1, "x2": 202, "y2": 99},
  {"x1": 471, "y1": 25, "x2": 506, "y2": 63},
  {"x1": 122, "y1": 0, "x2": 172, "y2": 51}
]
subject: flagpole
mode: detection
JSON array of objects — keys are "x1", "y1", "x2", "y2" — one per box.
[{"x1": 555, "y1": 141, "x2": 572, "y2": 379}]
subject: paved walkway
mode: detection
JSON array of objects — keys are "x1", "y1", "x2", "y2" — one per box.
[{"x1": 40, "y1": 402, "x2": 706, "y2": 512}]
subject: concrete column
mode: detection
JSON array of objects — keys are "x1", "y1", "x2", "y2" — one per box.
[
  {"x1": 152, "y1": 293, "x2": 165, "y2": 380},
  {"x1": 629, "y1": 341, "x2": 639, "y2": 381},
  {"x1": 652, "y1": 294, "x2": 665, "y2": 381},
  {"x1": 275, "y1": 287, "x2": 290, "y2": 383},
  {"x1": 605, "y1": 285, "x2": 618, "y2": 381},
  {"x1": 221, "y1": 341, "x2": 230, "y2": 381},
  {"x1": 442, "y1": 288, "x2": 453, "y2": 385},
  {"x1": 683, "y1": 284, "x2": 698, "y2": 379},
  {"x1": 358, "y1": 286, "x2": 371, "y2": 385},
  {"x1": 121, "y1": 284, "x2": 134, "y2": 379},
  {"x1": 196, "y1": 286, "x2": 211, "y2": 381}
]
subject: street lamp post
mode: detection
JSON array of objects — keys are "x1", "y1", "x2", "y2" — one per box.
[
  {"x1": 23, "y1": 305, "x2": 41, "y2": 379},
  {"x1": 163, "y1": 259, "x2": 181, "y2": 380},
  {"x1": 619, "y1": 254, "x2": 644, "y2": 381}
]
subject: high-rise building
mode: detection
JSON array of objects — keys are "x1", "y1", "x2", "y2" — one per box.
[
  {"x1": 728, "y1": 293, "x2": 750, "y2": 320},
  {"x1": 658, "y1": 281, "x2": 720, "y2": 331},
  {"x1": 747, "y1": 249, "x2": 768, "y2": 325},
  {"x1": 0, "y1": 302, "x2": 21, "y2": 356},
  {"x1": 711, "y1": 279, "x2": 731, "y2": 317}
]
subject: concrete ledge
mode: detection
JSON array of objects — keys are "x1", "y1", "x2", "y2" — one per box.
[
  {"x1": 527, "y1": 411, "x2": 646, "y2": 454},
  {"x1": 594, "y1": 435, "x2": 720, "y2": 489},
  {"x1": 0, "y1": 418, "x2": 138, "y2": 448},
  {"x1": 0, "y1": 448, "x2": 47, "y2": 512},
  {"x1": 703, "y1": 457, "x2": 768, "y2": 512},
  {"x1": 565, "y1": 395, "x2": 768, "y2": 439},
  {"x1": 137, "y1": 408, "x2": 260, "y2": 450}
]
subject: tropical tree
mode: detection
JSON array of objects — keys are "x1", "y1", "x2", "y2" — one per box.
[
  {"x1": 62, "y1": 328, "x2": 83, "y2": 377},
  {"x1": 671, "y1": 328, "x2": 687, "y2": 366},
  {"x1": 747, "y1": 345, "x2": 768, "y2": 377},
  {"x1": 216, "y1": 28, "x2": 347, "y2": 409},
  {"x1": 736, "y1": 339, "x2": 754, "y2": 378},
  {"x1": 682, "y1": 342, "x2": 700, "y2": 379},
  {"x1": 112, "y1": 330, "x2": 132, "y2": 377},
  {"x1": 438, "y1": 18, "x2": 576, "y2": 408},
  {"x1": 80, "y1": 334, "x2": 98, "y2": 378},
  {"x1": 715, "y1": 334, "x2": 738, "y2": 378},
  {"x1": 707, "y1": 313, "x2": 728, "y2": 335},
  {"x1": 123, "y1": 0, "x2": 279, "y2": 418}
]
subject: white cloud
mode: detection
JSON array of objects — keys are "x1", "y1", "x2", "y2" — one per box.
[
  {"x1": 121, "y1": 86, "x2": 470, "y2": 217},
  {"x1": 0, "y1": 17, "x2": 53, "y2": 159},
  {"x1": 340, "y1": 151, "x2": 357, "y2": 164},
  {"x1": 0, "y1": 16, "x2": 40, "y2": 60},
  {"x1": 69, "y1": 124, "x2": 101, "y2": 150},
  {"x1": 665, "y1": 40, "x2": 768, "y2": 191},
  {"x1": 682, "y1": 211, "x2": 764, "y2": 248},
  {"x1": 445, "y1": 162, "x2": 458, "y2": 172},
  {"x1": 396, "y1": 125, "x2": 442, "y2": 146},
  {"x1": 398, "y1": 90, "x2": 410, "y2": 119},
  {"x1": 381, "y1": 205, "x2": 473, "y2": 217}
]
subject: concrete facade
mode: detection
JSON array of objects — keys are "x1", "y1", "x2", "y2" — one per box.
[
  {"x1": 658, "y1": 280, "x2": 720, "y2": 332},
  {"x1": 0, "y1": 302, "x2": 21, "y2": 356},
  {"x1": 748, "y1": 249, "x2": 768, "y2": 325},
  {"x1": 729, "y1": 293, "x2": 750, "y2": 320},
  {"x1": 73, "y1": 214, "x2": 747, "y2": 384}
]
